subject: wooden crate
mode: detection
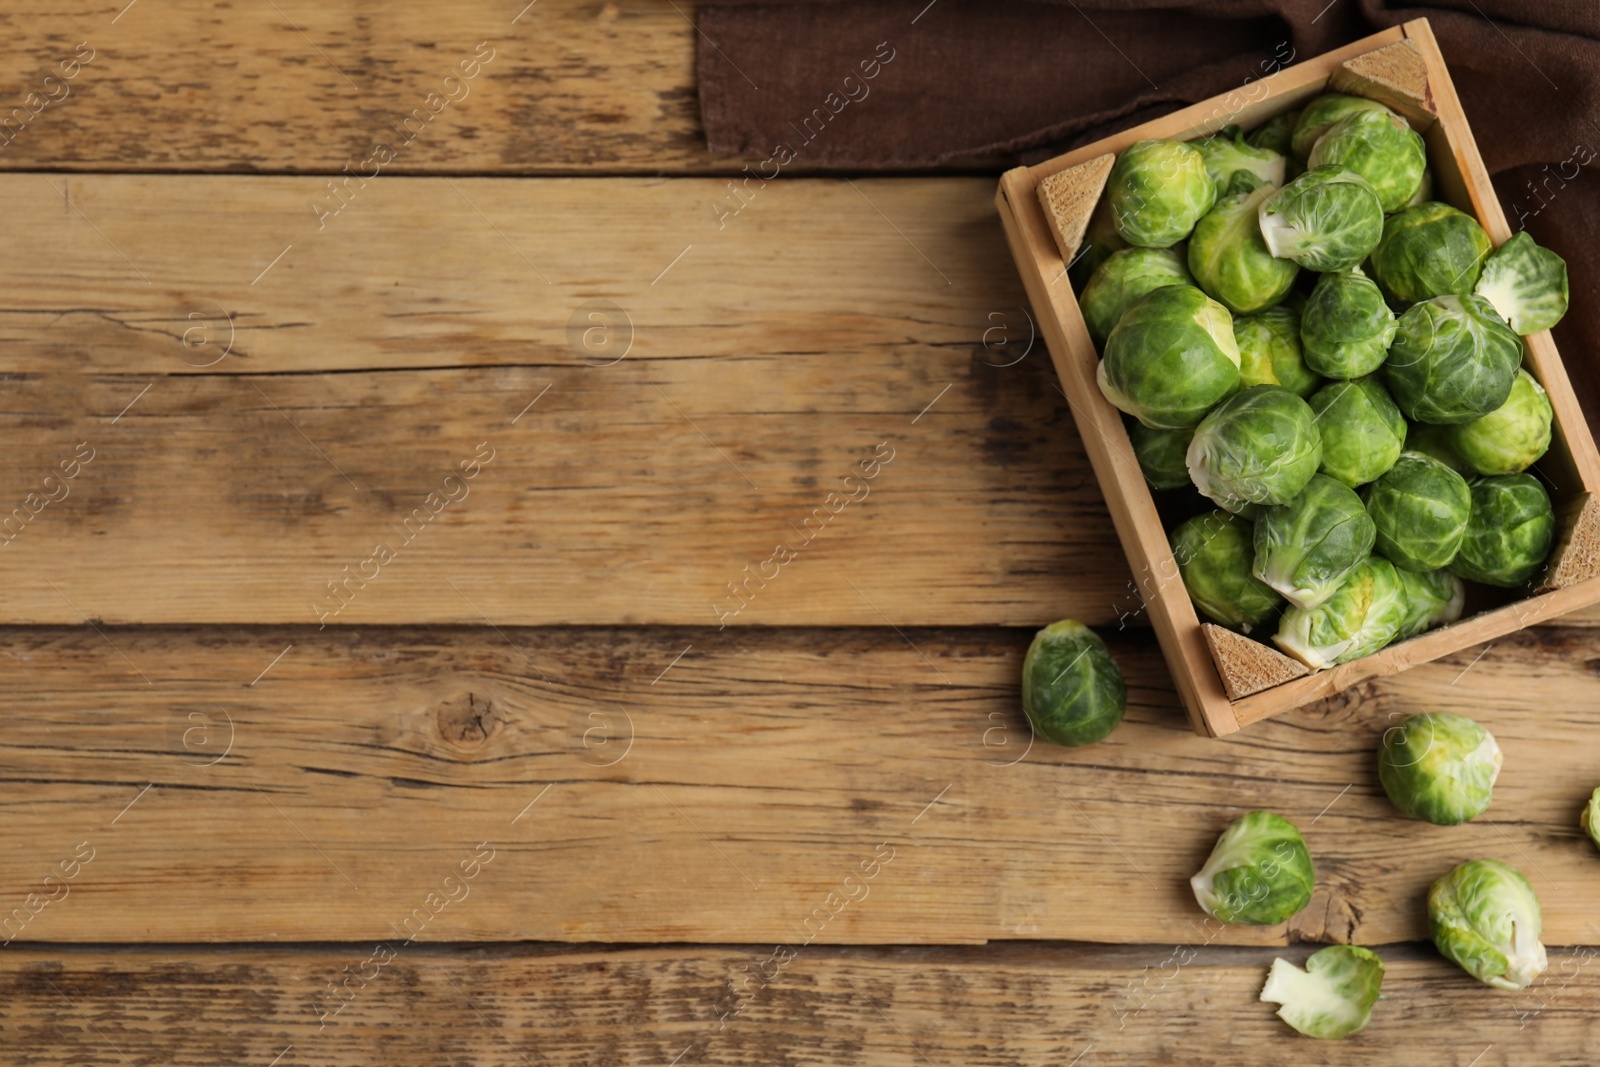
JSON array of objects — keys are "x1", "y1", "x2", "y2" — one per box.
[{"x1": 996, "y1": 18, "x2": 1600, "y2": 737}]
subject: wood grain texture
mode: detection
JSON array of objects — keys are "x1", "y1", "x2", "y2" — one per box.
[
  {"x1": 4, "y1": 942, "x2": 1597, "y2": 1065},
  {"x1": 3, "y1": 624, "x2": 1599, "y2": 947}
]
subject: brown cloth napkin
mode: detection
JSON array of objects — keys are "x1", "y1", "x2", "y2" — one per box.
[{"x1": 696, "y1": 0, "x2": 1600, "y2": 429}]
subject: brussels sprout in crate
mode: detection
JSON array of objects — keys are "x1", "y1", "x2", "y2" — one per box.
[
  {"x1": 1385, "y1": 295, "x2": 1523, "y2": 424},
  {"x1": 1378, "y1": 711, "x2": 1501, "y2": 824},
  {"x1": 1191, "y1": 125, "x2": 1286, "y2": 189},
  {"x1": 1098, "y1": 285, "x2": 1241, "y2": 429},
  {"x1": 1429, "y1": 859, "x2": 1548, "y2": 990},
  {"x1": 1253, "y1": 474, "x2": 1376, "y2": 610},
  {"x1": 1258, "y1": 165, "x2": 1385, "y2": 272},
  {"x1": 1289, "y1": 93, "x2": 1390, "y2": 160},
  {"x1": 1307, "y1": 106, "x2": 1427, "y2": 212},
  {"x1": 1404, "y1": 421, "x2": 1471, "y2": 474},
  {"x1": 1446, "y1": 369, "x2": 1552, "y2": 476},
  {"x1": 1128, "y1": 422, "x2": 1194, "y2": 490},
  {"x1": 1187, "y1": 174, "x2": 1299, "y2": 315},
  {"x1": 1300, "y1": 268, "x2": 1397, "y2": 380},
  {"x1": 1171, "y1": 510, "x2": 1283, "y2": 633},
  {"x1": 1106, "y1": 139, "x2": 1216, "y2": 248},
  {"x1": 1235, "y1": 303, "x2": 1322, "y2": 397},
  {"x1": 1260, "y1": 945, "x2": 1385, "y2": 1039},
  {"x1": 1190, "y1": 811, "x2": 1314, "y2": 926},
  {"x1": 1366, "y1": 452, "x2": 1472, "y2": 572},
  {"x1": 1275, "y1": 556, "x2": 1403, "y2": 669},
  {"x1": 1452, "y1": 473, "x2": 1555, "y2": 587},
  {"x1": 1077, "y1": 246, "x2": 1194, "y2": 347},
  {"x1": 1186, "y1": 386, "x2": 1322, "y2": 515},
  {"x1": 1474, "y1": 231, "x2": 1570, "y2": 335},
  {"x1": 1020, "y1": 621, "x2": 1126, "y2": 747},
  {"x1": 1247, "y1": 110, "x2": 1300, "y2": 160},
  {"x1": 1370, "y1": 202, "x2": 1492, "y2": 304},
  {"x1": 1394, "y1": 567, "x2": 1465, "y2": 639},
  {"x1": 1308, "y1": 377, "x2": 1406, "y2": 487}
]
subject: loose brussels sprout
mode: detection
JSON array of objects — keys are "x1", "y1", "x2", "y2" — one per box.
[
  {"x1": 1307, "y1": 377, "x2": 1406, "y2": 487},
  {"x1": 1171, "y1": 510, "x2": 1283, "y2": 632},
  {"x1": 1583, "y1": 787, "x2": 1600, "y2": 852},
  {"x1": 1366, "y1": 452, "x2": 1473, "y2": 571},
  {"x1": 1193, "y1": 125, "x2": 1287, "y2": 190},
  {"x1": 1190, "y1": 811, "x2": 1315, "y2": 926},
  {"x1": 1370, "y1": 202, "x2": 1493, "y2": 305},
  {"x1": 1078, "y1": 246, "x2": 1195, "y2": 347},
  {"x1": 1248, "y1": 111, "x2": 1300, "y2": 158},
  {"x1": 1253, "y1": 474, "x2": 1376, "y2": 610},
  {"x1": 1446, "y1": 369, "x2": 1552, "y2": 475},
  {"x1": 1379, "y1": 711, "x2": 1502, "y2": 824},
  {"x1": 1258, "y1": 165, "x2": 1385, "y2": 272},
  {"x1": 1260, "y1": 945, "x2": 1384, "y2": 1040},
  {"x1": 1275, "y1": 556, "x2": 1393, "y2": 668},
  {"x1": 1099, "y1": 285, "x2": 1241, "y2": 429},
  {"x1": 1290, "y1": 94, "x2": 1391, "y2": 160},
  {"x1": 1429, "y1": 859, "x2": 1548, "y2": 991},
  {"x1": 1474, "y1": 231, "x2": 1570, "y2": 335},
  {"x1": 1452, "y1": 473, "x2": 1555, "y2": 587},
  {"x1": 1337, "y1": 556, "x2": 1407, "y2": 662},
  {"x1": 1307, "y1": 108, "x2": 1427, "y2": 213},
  {"x1": 1404, "y1": 421, "x2": 1471, "y2": 474},
  {"x1": 1188, "y1": 176, "x2": 1299, "y2": 315},
  {"x1": 1129, "y1": 422, "x2": 1194, "y2": 490},
  {"x1": 1107, "y1": 139, "x2": 1217, "y2": 248},
  {"x1": 1186, "y1": 386, "x2": 1322, "y2": 513},
  {"x1": 1384, "y1": 295, "x2": 1523, "y2": 424},
  {"x1": 1069, "y1": 196, "x2": 1131, "y2": 291},
  {"x1": 1300, "y1": 268, "x2": 1397, "y2": 379},
  {"x1": 1020, "y1": 620, "x2": 1126, "y2": 747},
  {"x1": 1234, "y1": 305, "x2": 1321, "y2": 397},
  {"x1": 1395, "y1": 567, "x2": 1466, "y2": 639}
]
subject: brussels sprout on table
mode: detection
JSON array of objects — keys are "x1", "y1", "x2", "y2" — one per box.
[
  {"x1": 1107, "y1": 139, "x2": 1217, "y2": 248},
  {"x1": 1078, "y1": 246, "x2": 1195, "y2": 347},
  {"x1": 1129, "y1": 422, "x2": 1194, "y2": 491},
  {"x1": 1451, "y1": 473, "x2": 1555, "y2": 587},
  {"x1": 1366, "y1": 452, "x2": 1473, "y2": 572},
  {"x1": 1583, "y1": 788, "x2": 1600, "y2": 852},
  {"x1": 1384, "y1": 294, "x2": 1523, "y2": 424},
  {"x1": 1379, "y1": 711, "x2": 1501, "y2": 824},
  {"x1": 1300, "y1": 267, "x2": 1397, "y2": 379},
  {"x1": 1446, "y1": 369, "x2": 1552, "y2": 475},
  {"x1": 1290, "y1": 94, "x2": 1391, "y2": 160},
  {"x1": 1235, "y1": 304, "x2": 1322, "y2": 397},
  {"x1": 1187, "y1": 386, "x2": 1322, "y2": 514},
  {"x1": 1307, "y1": 107, "x2": 1427, "y2": 212},
  {"x1": 1253, "y1": 473, "x2": 1376, "y2": 610},
  {"x1": 1308, "y1": 377, "x2": 1406, "y2": 487},
  {"x1": 1192, "y1": 125, "x2": 1287, "y2": 190},
  {"x1": 1171, "y1": 510, "x2": 1284, "y2": 632},
  {"x1": 1394, "y1": 567, "x2": 1465, "y2": 639},
  {"x1": 1429, "y1": 858, "x2": 1548, "y2": 990},
  {"x1": 1275, "y1": 556, "x2": 1396, "y2": 668},
  {"x1": 1258, "y1": 165, "x2": 1386, "y2": 272},
  {"x1": 1098, "y1": 284, "x2": 1242, "y2": 429},
  {"x1": 1474, "y1": 230, "x2": 1570, "y2": 335},
  {"x1": 1370, "y1": 201, "x2": 1493, "y2": 305},
  {"x1": 1020, "y1": 620, "x2": 1126, "y2": 747},
  {"x1": 1188, "y1": 174, "x2": 1299, "y2": 315},
  {"x1": 1260, "y1": 945, "x2": 1384, "y2": 1039},
  {"x1": 1191, "y1": 811, "x2": 1315, "y2": 926}
]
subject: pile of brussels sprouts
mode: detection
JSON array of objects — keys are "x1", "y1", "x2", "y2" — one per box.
[{"x1": 1076, "y1": 93, "x2": 1571, "y2": 670}]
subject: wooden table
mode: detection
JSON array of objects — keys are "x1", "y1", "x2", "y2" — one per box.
[{"x1": 4, "y1": 3, "x2": 1597, "y2": 1063}]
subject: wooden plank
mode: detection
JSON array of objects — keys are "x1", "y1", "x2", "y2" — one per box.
[
  {"x1": 3, "y1": 942, "x2": 1597, "y2": 1064},
  {"x1": 3, "y1": 624, "x2": 1598, "y2": 947}
]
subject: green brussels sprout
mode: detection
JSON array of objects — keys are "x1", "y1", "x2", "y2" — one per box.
[
  {"x1": 1187, "y1": 177, "x2": 1299, "y2": 315},
  {"x1": 1338, "y1": 556, "x2": 1407, "y2": 662},
  {"x1": 1129, "y1": 422, "x2": 1194, "y2": 490},
  {"x1": 1253, "y1": 473, "x2": 1376, "y2": 610},
  {"x1": 1307, "y1": 108, "x2": 1427, "y2": 212},
  {"x1": 1404, "y1": 166, "x2": 1434, "y2": 209},
  {"x1": 1474, "y1": 231, "x2": 1570, "y2": 335},
  {"x1": 1190, "y1": 811, "x2": 1315, "y2": 926},
  {"x1": 1274, "y1": 556, "x2": 1395, "y2": 668},
  {"x1": 1290, "y1": 94, "x2": 1391, "y2": 160},
  {"x1": 1107, "y1": 139, "x2": 1217, "y2": 248},
  {"x1": 1384, "y1": 295, "x2": 1524, "y2": 424},
  {"x1": 1171, "y1": 510, "x2": 1283, "y2": 632},
  {"x1": 1446, "y1": 369, "x2": 1552, "y2": 475},
  {"x1": 1451, "y1": 473, "x2": 1555, "y2": 587},
  {"x1": 1186, "y1": 386, "x2": 1322, "y2": 513},
  {"x1": 1235, "y1": 305, "x2": 1322, "y2": 397},
  {"x1": 1260, "y1": 945, "x2": 1385, "y2": 1040},
  {"x1": 1404, "y1": 421, "x2": 1471, "y2": 474},
  {"x1": 1366, "y1": 452, "x2": 1473, "y2": 571},
  {"x1": 1379, "y1": 711, "x2": 1501, "y2": 824},
  {"x1": 1429, "y1": 859, "x2": 1548, "y2": 991},
  {"x1": 1307, "y1": 377, "x2": 1406, "y2": 487},
  {"x1": 1020, "y1": 620, "x2": 1126, "y2": 747},
  {"x1": 1248, "y1": 111, "x2": 1300, "y2": 158},
  {"x1": 1582, "y1": 787, "x2": 1600, "y2": 852},
  {"x1": 1099, "y1": 285, "x2": 1242, "y2": 429},
  {"x1": 1258, "y1": 166, "x2": 1385, "y2": 272},
  {"x1": 1069, "y1": 196, "x2": 1131, "y2": 290},
  {"x1": 1300, "y1": 268, "x2": 1397, "y2": 379},
  {"x1": 1395, "y1": 567, "x2": 1466, "y2": 639},
  {"x1": 1192, "y1": 125, "x2": 1288, "y2": 190},
  {"x1": 1370, "y1": 202, "x2": 1493, "y2": 305},
  {"x1": 1078, "y1": 246, "x2": 1195, "y2": 347}
]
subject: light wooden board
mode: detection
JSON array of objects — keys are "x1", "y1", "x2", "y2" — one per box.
[
  {"x1": 4, "y1": 942, "x2": 1596, "y2": 1065},
  {"x1": 3, "y1": 624, "x2": 1598, "y2": 947}
]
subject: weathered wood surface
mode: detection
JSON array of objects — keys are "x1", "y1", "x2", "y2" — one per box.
[
  {"x1": 3, "y1": 942, "x2": 1596, "y2": 1065},
  {"x1": 3, "y1": 624, "x2": 1598, "y2": 947}
]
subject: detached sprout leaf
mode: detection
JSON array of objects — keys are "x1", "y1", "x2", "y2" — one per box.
[
  {"x1": 1260, "y1": 945, "x2": 1385, "y2": 1039},
  {"x1": 1474, "y1": 231, "x2": 1570, "y2": 335},
  {"x1": 1020, "y1": 620, "x2": 1126, "y2": 747},
  {"x1": 1429, "y1": 859, "x2": 1548, "y2": 990},
  {"x1": 1378, "y1": 711, "x2": 1501, "y2": 824},
  {"x1": 1191, "y1": 811, "x2": 1315, "y2": 925}
]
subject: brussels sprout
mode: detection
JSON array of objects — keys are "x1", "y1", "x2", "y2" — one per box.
[
  {"x1": 1191, "y1": 811, "x2": 1315, "y2": 926},
  {"x1": 1300, "y1": 268, "x2": 1397, "y2": 379},
  {"x1": 1338, "y1": 556, "x2": 1407, "y2": 662},
  {"x1": 1020, "y1": 620, "x2": 1126, "y2": 747},
  {"x1": 1384, "y1": 295, "x2": 1523, "y2": 424},
  {"x1": 1258, "y1": 165, "x2": 1385, "y2": 272},
  {"x1": 1290, "y1": 94, "x2": 1391, "y2": 160},
  {"x1": 1452, "y1": 473, "x2": 1555, "y2": 587},
  {"x1": 1192, "y1": 125, "x2": 1288, "y2": 190},
  {"x1": 1248, "y1": 111, "x2": 1300, "y2": 158},
  {"x1": 1474, "y1": 231, "x2": 1570, "y2": 335},
  {"x1": 1395, "y1": 567, "x2": 1466, "y2": 639},
  {"x1": 1187, "y1": 386, "x2": 1322, "y2": 513},
  {"x1": 1308, "y1": 108, "x2": 1426, "y2": 212},
  {"x1": 1069, "y1": 196, "x2": 1131, "y2": 290},
  {"x1": 1188, "y1": 177, "x2": 1299, "y2": 315},
  {"x1": 1429, "y1": 859, "x2": 1548, "y2": 991},
  {"x1": 1107, "y1": 139, "x2": 1217, "y2": 248},
  {"x1": 1446, "y1": 369, "x2": 1552, "y2": 475},
  {"x1": 1307, "y1": 377, "x2": 1406, "y2": 487},
  {"x1": 1171, "y1": 510, "x2": 1283, "y2": 632},
  {"x1": 1275, "y1": 556, "x2": 1393, "y2": 668},
  {"x1": 1404, "y1": 421, "x2": 1471, "y2": 474},
  {"x1": 1366, "y1": 452, "x2": 1473, "y2": 572},
  {"x1": 1253, "y1": 474, "x2": 1376, "y2": 610},
  {"x1": 1129, "y1": 422, "x2": 1194, "y2": 490},
  {"x1": 1260, "y1": 945, "x2": 1385, "y2": 1040},
  {"x1": 1235, "y1": 305, "x2": 1321, "y2": 397},
  {"x1": 1079, "y1": 246, "x2": 1195, "y2": 346},
  {"x1": 1370, "y1": 202, "x2": 1493, "y2": 305},
  {"x1": 1583, "y1": 787, "x2": 1600, "y2": 851},
  {"x1": 1379, "y1": 711, "x2": 1501, "y2": 824},
  {"x1": 1099, "y1": 285, "x2": 1241, "y2": 429}
]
